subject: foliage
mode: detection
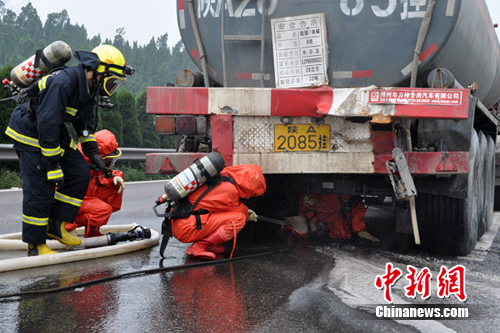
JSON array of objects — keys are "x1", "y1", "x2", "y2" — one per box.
[
  {"x1": 118, "y1": 162, "x2": 166, "y2": 182},
  {"x1": 98, "y1": 103, "x2": 124, "y2": 144},
  {"x1": 0, "y1": 163, "x2": 166, "y2": 189},
  {"x1": 117, "y1": 90, "x2": 143, "y2": 147},
  {"x1": 0, "y1": 3, "x2": 194, "y2": 188},
  {"x1": 0, "y1": 166, "x2": 22, "y2": 188},
  {"x1": 0, "y1": 3, "x2": 197, "y2": 96},
  {"x1": 0, "y1": 2, "x2": 197, "y2": 148},
  {"x1": 137, "y1": 90, "x2": 161, "y2": 148},
  {"x1": 0, "y1": 65, "x2": 15, "y2": 144}
]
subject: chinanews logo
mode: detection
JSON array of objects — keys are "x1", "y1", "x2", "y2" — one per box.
[{"x1": 373, "y1": 263, "x2": 469, "y2": 320}]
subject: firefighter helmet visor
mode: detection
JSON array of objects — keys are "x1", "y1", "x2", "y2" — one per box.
[
  {"x1": 103, "y1": 148, "x2": 122, "y2": 167},
  {"x1": 101, "y1": 75, "x2": 125, "y2": 96}
]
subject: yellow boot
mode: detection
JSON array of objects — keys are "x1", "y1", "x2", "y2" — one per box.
[
  {"x1": 47, "y1": 219, "x2": 82, "y2": 246},
  {"x1": 27, "y1": 243, "x2": 57, "y2": 256}
]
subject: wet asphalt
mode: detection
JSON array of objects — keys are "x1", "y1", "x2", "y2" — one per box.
[{"x1": 1, "y1": 182, "x2": 500, "y2": 332}]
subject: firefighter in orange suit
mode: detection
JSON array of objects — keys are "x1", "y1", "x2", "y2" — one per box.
[
  {"x1": 65, "y1": 129, "x2": 125, "y2": 238},
  {"x1": 291, "y1": 192, "x2": 379, "y2": 242},
  {"x1": 171, "y1": 165, "x2": 266, "y2": 260}
]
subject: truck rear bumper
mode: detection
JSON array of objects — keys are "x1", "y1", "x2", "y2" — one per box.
[{"x1": 146, "y1": 151, "x2": 469, "y2": 175}]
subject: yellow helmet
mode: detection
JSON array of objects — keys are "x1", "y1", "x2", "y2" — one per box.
[
  {"x1": 92, "y1": 45, "x2": 126, "y2": 76},
  {"x1": 91, "y1": 45, "x2": 134, "y2": 96}
]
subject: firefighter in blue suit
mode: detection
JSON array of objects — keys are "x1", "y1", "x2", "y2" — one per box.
[{"x1": 5, "y1": 45, "x2": 134, "y2": 256}]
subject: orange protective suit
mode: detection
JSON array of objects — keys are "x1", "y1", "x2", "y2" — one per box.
[
  {"x1": 171, "y1": 164, "x2": 266, "y2": 259},
  {"x1": 66, "y1": 130, "x2": 124, "y2": 237},
  {"x1": 298, "y1": 193, "x2": 367, "y2": 239}
]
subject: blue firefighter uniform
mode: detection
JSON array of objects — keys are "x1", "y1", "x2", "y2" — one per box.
[{"x1": 5, "y1": 51, "x2": 103, "y2": 245}]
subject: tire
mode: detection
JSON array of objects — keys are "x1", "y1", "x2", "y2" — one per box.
[
  {"x1": 482, "y1": 135, "x2": 495, "y2": 233},
  {"x1": 495, "y1": 186, "x2": 500, "y2": 211},
  {"x1": 417, "y1": 131, "x2": 479, "y2": 256},
  {"x1": 476, "y1": 132, "x2": 487, "y2": 238}
]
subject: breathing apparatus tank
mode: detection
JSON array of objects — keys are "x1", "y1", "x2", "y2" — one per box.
[
  {"x1": 10, "y1": 41, "x2": 72, "y2": 88},
  {"x1": 163, "y1": 152, "x2": 225, "y2": 201}
]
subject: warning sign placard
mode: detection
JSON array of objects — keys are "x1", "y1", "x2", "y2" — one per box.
[{"x1": 271, "y1": 13, "x2": 329, "y2": 88}]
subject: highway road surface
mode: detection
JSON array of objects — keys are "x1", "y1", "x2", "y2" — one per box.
[{"x1": 1, "y1": 181, "x2": 500, "y2": 332}]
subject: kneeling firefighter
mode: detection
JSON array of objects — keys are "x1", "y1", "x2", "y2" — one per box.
[
  {"x1": 283, "y1": 192, "x2": 379, "y2": 242},
  {"x1": 65, "y1": 129, "x2": 125, "y2": 238},
  {"x1": 157, "y1": 153, "x2": 266, "y2": 260}
]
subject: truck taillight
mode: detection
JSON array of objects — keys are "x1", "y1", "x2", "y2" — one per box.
[
  {"x1": 155, "y1": 116, "x2": 176, "y2": 134},
  {"x1": 154, "y1": 116, "x2": 208, "y2": 136},
  {"x1": 176, "y1": 116, "x2": 197, "y2": 135}
]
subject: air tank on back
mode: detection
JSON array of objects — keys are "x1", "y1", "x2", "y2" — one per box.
[
  {"x1": 10, "y1": 41, "x2": 72, "y2": 88},
  {"x1": 177, "y1": 0, "x2": 500, "y2": 108}
]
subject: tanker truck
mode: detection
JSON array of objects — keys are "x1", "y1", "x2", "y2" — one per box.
[{"x1": 146, "y1": 0, "x2": 500, "y2": 256}]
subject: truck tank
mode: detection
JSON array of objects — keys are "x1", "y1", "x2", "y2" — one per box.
[{"x1": 178, "y1": 0, "x2": 500, "y2": 108}]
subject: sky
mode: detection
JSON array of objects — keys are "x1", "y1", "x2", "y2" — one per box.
[
  {"x1": 3, "y1": 0, "x2": 500, "y2": 48},
  {"x1": 6, "y1": 0, "x2": 181, "y2": 48}
]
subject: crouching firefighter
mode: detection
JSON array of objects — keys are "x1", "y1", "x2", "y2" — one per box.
[
  {"x1": 65, "y1": 129, "x2": 125, "y2": 238},
  {"x1": 154, "y1": 153, "x2": 266, "y2": 260}
]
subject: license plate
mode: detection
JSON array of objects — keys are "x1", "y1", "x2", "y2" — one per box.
[{"x1": 274, "y1": 124, "x2": 330, "y2": 152}]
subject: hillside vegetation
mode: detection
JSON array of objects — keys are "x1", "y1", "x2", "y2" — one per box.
[{"x1": 0, "y1": 2, "x2": 197, "y2": 148}]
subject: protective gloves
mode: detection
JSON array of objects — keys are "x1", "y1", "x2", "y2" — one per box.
[
  {"x1": 81, "y1": 139, "x2": 105, "y2": 172},
  {"x1": 358, "y1": 230, "x2": 380, "y2": 243},
  {"x1": 302, "y1": 194, "x2": 315, "y2": 207},
  {"x1": 246, "y1": 209, "x2": 258, "y2": 222},
  {"x1": 88, "y1": 153, "x2": 105, "y2": 171},
  {"x1": 113, "y1": 176, "x2": 125, "y2": 193},
  {"x1": 40, "y1": 157, "x2": 64, "y2": 184}
]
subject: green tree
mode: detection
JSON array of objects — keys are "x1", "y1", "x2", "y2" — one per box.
[
  {"x1": 0, "y1": 9, "x2": 19, "y2": 66},
  {"x1": 116, "y1": 90, "x2": 142, "y2": 147},
  {"x1": 98, "y1": 102, "x2": 123, "y2": 145},
  {"x1": 16, "y1": 3, "x2": 43, "y2": 40},
  {"x1": 136, "y1": 90, "x2": 161, "y2": 148},
  {"x1": 0, "y1": 2, "x2": 198, "y2": 148},
  {"x1": 0, "y1": 65, "x2": 15, "y2": 143},
  {"x1": 113, "y1": 27, "x2": 126, "y2": 50},
  {"x1": 43, "y1": 10, "x2": 69, "y2": 44}
]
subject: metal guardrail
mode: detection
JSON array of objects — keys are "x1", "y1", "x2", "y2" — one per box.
[
  {"x1": 0, "y1": 144, "x2": 17, "y2": 162},
  {"x1": 0, "y1": 144, "x2": 174, "y2": 162}
]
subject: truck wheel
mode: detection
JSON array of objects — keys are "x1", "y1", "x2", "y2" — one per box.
[
  {"x1": 417, "y1": 131, "x2": 479, "y2": 256},
  {"x1": 495, "y1": 187, "x2": 500, "y2": 211},
  {"x1": 482, "y1": 135, "x2": 495, "y2": 233},
  {"x1": 476, "y1": 132, "x2": 487, "y2": 238}
]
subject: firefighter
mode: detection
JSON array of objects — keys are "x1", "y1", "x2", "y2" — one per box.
[
  {"x1": 65, "y1": 129, "x2": 125, "y2": 238},
  {"x1": 5, "y1": 45, "x2": 133, "y2": 256},
  {"x1": 284, "y1": 192, "x2": 379, "y2": 242},
  {"x1": 171, "y1": 164, "x2": 266, "y2": 260}
]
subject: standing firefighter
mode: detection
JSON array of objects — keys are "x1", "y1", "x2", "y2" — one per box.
[
  {"x1": 65, "y1": 129, "x2": 125, "y2": 238},
  {"x1": 5, "y1": 44, "x2": 134, "y2": 256}
]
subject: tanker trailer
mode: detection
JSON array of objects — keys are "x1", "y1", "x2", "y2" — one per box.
[{"x1": 147, "y1": 0, "x2": 500, "y2": 256}]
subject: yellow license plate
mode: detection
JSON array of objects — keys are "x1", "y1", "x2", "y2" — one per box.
[{"x1": 274, "y1": 124, "x2": 330, "y2": 152}]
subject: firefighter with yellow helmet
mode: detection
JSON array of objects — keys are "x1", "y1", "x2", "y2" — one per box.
[
  {"x1": 91, "y1": 44, "x2": 133, "y2": 99},
  {"x1": 4, "y1": 44, "x2": 134, "y2": 256}
]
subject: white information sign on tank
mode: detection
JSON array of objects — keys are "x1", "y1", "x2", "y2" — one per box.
[{"x1": 271, "y1": 13, "x2": 329, "y2": 89}]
